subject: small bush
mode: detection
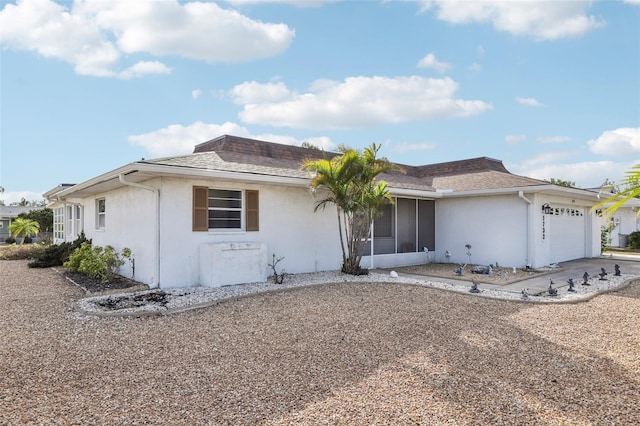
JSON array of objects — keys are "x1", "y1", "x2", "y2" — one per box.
[
  {"x1": 28, "y1": 233, "x2": 90, "y2": 268},
  {"x1": 64, "y1": 242, "x2": 131, "y2": 284},
  {"x1": 628, "y1": 231, "x2": 640, "y2": 249},
  {"x1": 601, "y1": 222, "x2": 615, "y2": 251},
  {"x1": 4, "y1": 237, "x2": 16, "y2": 244},
  {"x1": 23, "y1": 236, "x2": 33, "y2": 244}
]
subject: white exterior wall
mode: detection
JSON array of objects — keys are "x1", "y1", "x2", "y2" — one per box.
[
  {"x1": 65, "y1": 175, "x2": 606, "y2": 287},
  {"x1": 158, "y1": 177, "x2": 341, "y2": 288},
  {"x1": 79, "y1": 185, "x2": 158, "y2": 285},
  {"x1": 435, "y1": 195, "x2": 529, "y2": 268},
  {"x1": 610, "y1": 208, "x2": 639, "y2": 247},
  {"x1": 530, "y1": 194, "x2": 602, "y2": 267}
]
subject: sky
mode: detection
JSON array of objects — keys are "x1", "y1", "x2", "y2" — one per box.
[{"x1": 1, "y1": 0, "x2": 639, "y2": 205}]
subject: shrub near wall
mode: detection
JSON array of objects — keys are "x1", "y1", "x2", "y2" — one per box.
[
  {"x1": 628, "y1": 231, "x2": 640, "y2": 249},
  {"x1": 28, "y1": 233, "x2": 90, "y2": 268},
  {"x1": 64, "y1": 242, "x2": 131, "y2": 284}
]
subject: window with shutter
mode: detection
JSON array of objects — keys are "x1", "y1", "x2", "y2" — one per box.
[
  {"x1": 246, "y1": 190, "x2": 259, "y2": 232},
  {"x1": 193, "y1": 186, "x2": 208, "y2": 231},
  {"x1": 192, "y1": 186, "x2": 259, "y2": 232}
]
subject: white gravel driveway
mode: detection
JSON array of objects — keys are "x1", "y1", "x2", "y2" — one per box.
[{"x1": 1, "y1": 260, "x2": 639, "y2": 425}]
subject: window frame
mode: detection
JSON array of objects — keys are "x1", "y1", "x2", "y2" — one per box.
[
  {"x1": 53, "y1": 207, "x2": 64, "y2": 240},
  {"x1": 192, "y1": 186, "x2": 259, "y2": 232},
  {"x1": 66, "y1": 205, "x2": 74, "y2": 237},
  {"x1": 96, "y1": 198, "x2": 106, "y2": 230}
]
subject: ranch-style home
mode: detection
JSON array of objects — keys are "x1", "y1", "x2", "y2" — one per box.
[
  {"x1": 0, "y1": 205, "x2": 44, "y2": 242},
  {"x1": 44, "y1": 135, "x2": 606, "y2": 289}
]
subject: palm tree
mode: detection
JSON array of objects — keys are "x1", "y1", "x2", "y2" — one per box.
[
  {"x1": 592, "y1": 164, "x2": 640, "y2": 218},
  {"x1": 9, "y1": 218, "x2": 40, "y2": 244},
  {"x1": 304, "y1": 144, "x2": 400, "y2": 275}
]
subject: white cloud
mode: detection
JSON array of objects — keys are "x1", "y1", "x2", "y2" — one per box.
[
  {"x1": 623, "y1": 0, "x2": 640, "y2": 5},
  {"x1": 0, "y1": 191, "x2": 46, "y2": 205},
  {"x1": 391, "y1": 142, "x2": 437, "y2": 153},
  {"x1": 226, "y1": 0, "x2": 338, "y2": 6},
  {"x1": 513, "y1": 158, "x2": 636, "y2": 189},
  {"x1": 229, "y1": 81, "x2": 291, "y2": 104},
  {"x1": 232, "y1": 76, "x2": 492, "y2": 129},
  {"x1": 509, "y1": 150, "x2": 640, "y2": 188},
  {"x1": 192, "y1": 89, "x2": 203, "y2": 100},
  {"x1": 87, "y1": 0, "x2": 294, "y2": 62},
  {"x1": 128, "y1": 121, "x2": 336, "y2": 157},
  {"x1": 468, "y1": 62, "x2": 482, "y2": 72},
  {"x1": 117, "y1": 61, "x2": 172, "y2": 79},
  {"x1": 588, "y1": 128, "x2": 640, "y2": 157},
  {"x1": 516, "y1": 96, "x2": 544, "y2": 107},
  {"x1": 537, "y1": 136, "x2": 571, "y2": 144},
  {"x1": 0, "y1": 0, "x2": 294, "y2": 78},
  {"x1": 505, "y1": 134, "x2": 527, "y2": 144},
  {"x1": 417, "y1": 53, "x2": 451, "y2": 73},
  {"x1": 418, "y1": 0, "x2": 604, "y2": 40}
]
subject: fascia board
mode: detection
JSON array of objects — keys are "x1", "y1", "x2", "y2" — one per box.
[
  {"x1": 389, "y1": 187, "x2": 441, "y2": 199},
  {"x1": 53, "y1": 163, "x2": 138, "y2": 199},
  {"x1": 53, "y1": 163, "x2": 312, "y2": 200},
  {"x1": 135, "y1": 163, "x2": 311, "y2": 186},
  {"x1": 426, "y1": 185, "x2": 602, "y2": 201}
]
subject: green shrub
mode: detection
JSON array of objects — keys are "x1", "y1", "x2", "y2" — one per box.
[
  {"x1": 4, "y1": 237, "x2": 16, "y2": 244},
  {"x1": 628, "y1": 231, "x2": 640, "y2": 249},
  {"x1": 28, "y1": 233, "x2": 90, "y2": 268},
  {"x1": 64, "y1": 242, "x2": 132, "y2": 284}
]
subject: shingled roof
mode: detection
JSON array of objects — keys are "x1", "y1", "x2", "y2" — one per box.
[{"x1": 147, "y1": 134, "x2": 548, "y2": 193}]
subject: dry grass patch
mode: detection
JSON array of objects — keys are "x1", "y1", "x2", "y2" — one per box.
[{"x1": 0, "y1": 243, "x2": 45, "y2": 260}]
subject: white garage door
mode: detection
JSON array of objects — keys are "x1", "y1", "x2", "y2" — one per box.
[{"x1": 550, "y1": 205, "x2": 585, "y2": 263}]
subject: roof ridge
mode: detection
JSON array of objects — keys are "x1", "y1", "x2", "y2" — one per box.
[
  {"x1": 416, "y1": 156, "x2": 510, "y2": 177},
  {"x1": 193, "y1": 135, "x2": 336, "y2": 163}
]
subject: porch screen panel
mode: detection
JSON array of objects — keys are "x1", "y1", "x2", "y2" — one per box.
[
  {"x1": 397, "y1": 198, "x2": 417, "y2": 252},
  {"x1": 418, "y1": 200, "x2": 436, "y2": 251},
  {"x1": 373, "y1": 203, "x2": 395, "y2": 254}
]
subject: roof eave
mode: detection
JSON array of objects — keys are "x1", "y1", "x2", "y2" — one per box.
[
  {"x1": 430, "y1": 184, "x2": 602, "y2": 200},
  {"x1": 53, "y1": 162, "x2": 312, "y2": 200}
]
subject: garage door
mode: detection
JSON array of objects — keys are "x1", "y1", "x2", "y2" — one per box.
[{"x1": 550, "y1": 205, "x2": 585, "y2": 263}]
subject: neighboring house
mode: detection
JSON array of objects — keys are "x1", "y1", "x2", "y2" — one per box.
[
  {"x1": 0, "y1": 205, "x2": 43, "y2": 242},
  {"x1": 45, "y1": 135, "x2": 607, "y2": 289},
  {"x1": 609, "y1": 206, "x2": 639, "y2": 248},
  {"x1": 587, "y1": 188, "x2": 640, "y2": 248}
]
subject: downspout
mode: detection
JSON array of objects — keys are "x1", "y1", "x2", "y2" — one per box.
[
  {"x1": 518, "y1": 191, "x2": 532, "y2": 268},
  {"x1": 119, "y1": 174, "x2": 161, "y2": 289}
]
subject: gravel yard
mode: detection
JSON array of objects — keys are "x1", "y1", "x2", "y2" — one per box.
[{"x1": 1, "y1": 260, "x2": 639, "y2": 425}]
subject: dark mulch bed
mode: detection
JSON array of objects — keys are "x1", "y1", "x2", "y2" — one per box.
[{"x1": 64, "y1": 270, "x2": 146, "y2": 294}]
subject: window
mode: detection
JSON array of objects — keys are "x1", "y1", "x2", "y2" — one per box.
[
  {"x1": 96, "y1": 198, "x2": 106, "y2": 230},
  {"x1": 75, "y1": 206, "x2": 82, "y2": 235},
  {"x1": 193, "y1": 187, "x2": 259, "y2": 232},
  {"x1": 54, "y1": 207, "x2": 64, "y2": 240},
  {"x1": 67, "y1": 206, "x2": 73, "y2": 236}
]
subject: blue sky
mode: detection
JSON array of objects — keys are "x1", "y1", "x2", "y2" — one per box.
[{"x1": 1, "y1": 0, "x2": 639, "y2": 204}]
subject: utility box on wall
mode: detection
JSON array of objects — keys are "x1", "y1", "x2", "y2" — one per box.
[{"x1": 199, "y1": 242, "x2": 267, "y2": 287}]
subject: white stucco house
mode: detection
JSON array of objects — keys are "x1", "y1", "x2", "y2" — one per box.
[
  {"x1": 590, "y1": 189, "x2": 640, "y2": 248},
  {"x1": 45, "y1": 135, "x2": 607, "y2": 289}
]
